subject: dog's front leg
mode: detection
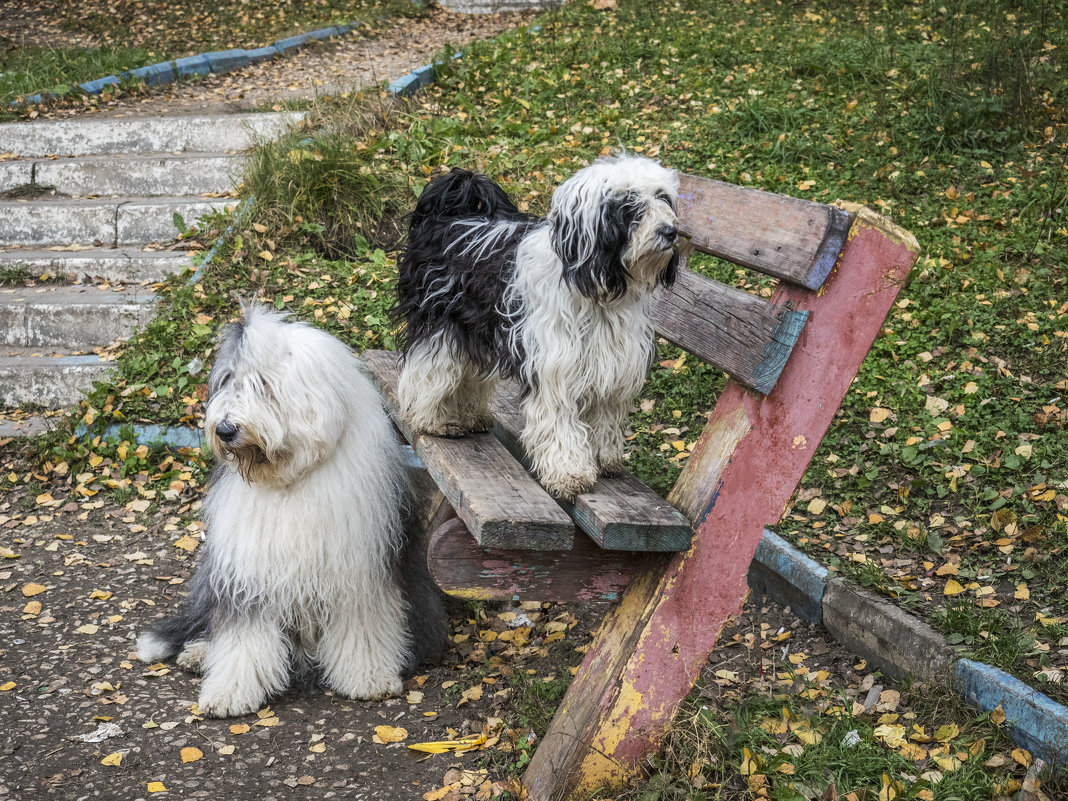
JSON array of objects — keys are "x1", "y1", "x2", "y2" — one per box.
[
  {"x1": 587, "y1": 394, "x2": 630, "y2": 475},
  {"x1": 316, "y1": 586, "x2": 408, "y2": 701},
  {"x1": 197, "y1": 613, "x2": 289, "y2": 718},
  {"x1": 522, "y1": 390, "x2": 597, "y2": 500}
]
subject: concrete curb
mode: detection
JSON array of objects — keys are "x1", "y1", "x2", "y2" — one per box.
[
  {"x1": 11, "y1": 22, "x2": 364, "y2": 108},
  {"x1": 748, "y1": 529, "x2": 1068, "y2": 768}
]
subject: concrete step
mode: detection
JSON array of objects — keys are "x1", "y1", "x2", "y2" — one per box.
[
  {"x1": 0, "y1": 112, "x2": 301, "y2": 158},
  {"x1": 0, "y1": 153, "x2": 242, "y2": 197},
  {"x1": 0, "y1": 414, "x2": 55, "y2": 438},
  {"x1": 0, "y1": 284, "x2": 156, "y2": 348},
  {"x1": 0, "y1": 247, "x2": 191, "y2": 283},
  {"x1": 0, "y1": 347, "x2": 114, "y2": 408},
  {"x1": 0, "y1": 196, "x2": 231, "y2": 247}
]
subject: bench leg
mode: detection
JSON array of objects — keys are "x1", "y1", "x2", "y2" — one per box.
[{"x1": 523, "y1": 209, "x2": 919, "y2": 800}]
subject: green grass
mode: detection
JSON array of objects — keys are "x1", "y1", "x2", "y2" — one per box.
[
  {"x1": 0, "y1": 0, "x2": 418, "y2": 106},
  {"x1": 630, "y1": 674, "x2": 1061, "y2": 801},
  {"x1": 0, "y1": 45, "x2": 155, "y2": 104},
  {"x1": 3, "y1": 0, "x2": 1065, "y2": 725}
]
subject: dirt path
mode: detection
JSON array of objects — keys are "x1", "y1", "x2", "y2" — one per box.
[
  {"x1": 0, "y1": 488, "x2": 600, "y2": 800},
  {"x1": 31, "y1": 6, "x2": 534, "y2": 119}
]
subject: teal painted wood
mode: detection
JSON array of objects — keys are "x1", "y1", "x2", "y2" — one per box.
[
  {"x1": 491, "y1": 382, "x2": 693, "y2": 552},
  {"x1": 651, "y1": 263, "x2": 809, "y2": 395}
]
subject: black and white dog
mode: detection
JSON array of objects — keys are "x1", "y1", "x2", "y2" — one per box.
[
  {"x1": 394, "y1": 155, "x2": 679, "y2": 499},
  {"x1": 138, "y1": 304, "x2": 445, "y2": 717}
]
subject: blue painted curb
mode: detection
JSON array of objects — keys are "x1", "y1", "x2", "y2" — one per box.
[
  {"x1": 748, "y1": 529, "x2": 828, "y2": 624},
  {"x1": 387, "y1": 53, "x2": 463, "y2": 97},
  {"x1": 956, "y1": 659, "x2": 1068, "y2": 767},
  {"x1": 78, "y1": 423, "x2": 205, "y2": 451},
  {"x1": 754, "y1": 530, "x2": 1068, "y2": 769},
  {"x1": 11, "y1": 21, "x2": 364, "y2": 108}
]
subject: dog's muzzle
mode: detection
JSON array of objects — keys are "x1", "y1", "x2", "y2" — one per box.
[
  {"x1": 658, "y1": 225, "x2": 679, "y2": 251},
  {"x1": 215, "y1": 420, "x2": 239, "y2": 444}
]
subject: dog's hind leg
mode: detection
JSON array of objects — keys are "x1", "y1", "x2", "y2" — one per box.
[
  {"x1": 398, "y1": 339, "x2": 474, "y2": 437},
  {"x1": 316, "y1": 586, "x2": 409, "y2": 701},
  {"x1": 197, "y1": 613, "x2": 290, "y2": 718},
  {"x1": 453, "y1": 364, "x2": 496, "y2": 433}
]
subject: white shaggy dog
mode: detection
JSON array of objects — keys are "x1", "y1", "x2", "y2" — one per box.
[
  {"x1": 138, "y1": 304, "x2": 444, "y2": 717},
  {"x1": 394, "y1": 155, "x2": 680, "y2": 499}
]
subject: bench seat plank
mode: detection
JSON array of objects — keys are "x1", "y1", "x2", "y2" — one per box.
[
  {"x1": 491, "y1": 382, "x2": 693, "y2": 552},
  {"x1": 676, "y1": 172, "x2": 854, "y2": 290},
  {"x1": 361, "y1": 350, "x2": 574, "y2": 550},
  {"x1": 652, "y1": 261, "x2": 809, "y2": 394},
  {"x1": 428, "y1": 518, "x2": 656, "y2": 603}
]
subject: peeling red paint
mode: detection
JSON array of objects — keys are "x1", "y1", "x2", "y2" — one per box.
[{"x1": 525, "y1": 218, "x2": 919, "y2": 795}]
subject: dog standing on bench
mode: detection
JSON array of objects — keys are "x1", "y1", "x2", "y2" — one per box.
[
  {"x1": 137, "y1": 304, "x2": 445, "y2": 717},
  {"x1": 394, "y1": 155, "x2": 680, "y2": 499}
]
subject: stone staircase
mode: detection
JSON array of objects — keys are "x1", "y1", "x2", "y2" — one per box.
[{"x1": 0, "y1": 112, "x2": 298, "y2": 435}]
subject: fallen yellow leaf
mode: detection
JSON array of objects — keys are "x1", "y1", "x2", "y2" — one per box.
[
  {"x1": 181, "y1": 747, "x2": 202, "y2": 763},
  {"x1": 373, "y1": 725, "x2": 408, "y2": 744},
  {"x1": 101, "y1": 752, "x2": 123, "y2": 767},
  {"x1": 147, "y1": 783, "x2": 168, "y2": 793},
  {"x1": 943, "y1": 579, "x2": 964, "y2": 596},
  {"x1": 408, "y1": 734, "x2": 487, "y2": 754},
  {"x1": 21, "y1": 583, "x2": 46, "y2": 597}
]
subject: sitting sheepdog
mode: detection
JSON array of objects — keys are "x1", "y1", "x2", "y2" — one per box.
[
  {"x1": 138, "y1": 303, "x2": 445, "y2": 717},
  {"x1": 394, "y1": 155, "x2": 680, "y2": 499}
]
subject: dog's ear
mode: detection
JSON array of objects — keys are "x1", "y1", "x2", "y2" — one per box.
[{"x1": 551, "y1": 192, "x2": 639, "y2": 300}]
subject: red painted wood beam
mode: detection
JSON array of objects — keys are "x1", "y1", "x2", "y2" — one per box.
[{"x1": 523, "y1": 206, "x2": 920, "y2": 799}]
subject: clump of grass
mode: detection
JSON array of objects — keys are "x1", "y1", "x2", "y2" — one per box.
[
  {"x1": 0, "y1": 44, "x2": 153, "y2": 105},
  {"x1": 239, "y1": 93, "x2": 418, "y2": 257}
]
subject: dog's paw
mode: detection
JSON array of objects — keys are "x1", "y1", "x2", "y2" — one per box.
[
  {"x1": 541, "y1": 471, "x2": 597, "y2": 500},
  {"x1": 598, "y1": 457, "x2": 626, "y2": 476},
  {"x1": 332, "y1": 673, "x2": 404, "y2": 701},
  {"x1": 460, "y1": 414, "x2": 495, "y2": 433},
  {"x1": 422, "y1": 422, "x2": 473, "y2": 439},
  {"x1": 176, "y1": 639, "x2": 209, "y2": 673},
  {"x1": 197, "y1": 685, "x2": 265, "y2": 718}
]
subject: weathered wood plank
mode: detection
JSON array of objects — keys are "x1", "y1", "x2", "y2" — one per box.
[
  {"x1": 652, "y1": 258, "x2": 809, "y2": 395},
  {"x1": 523, "y1": 205, "x2": 920, "y2": 800},
  {"x1": 491, "y1": 382, "x2": 693, "y2": 552},
  {"x1": 361, "y1": 350, "x2": 574, "y2": 550},
  {"x1": 675, "y1": 172, "x2": 854, "y2": 290},
  {"x1": 428, "y1": 517, "x2": 658, "y2": 603}
]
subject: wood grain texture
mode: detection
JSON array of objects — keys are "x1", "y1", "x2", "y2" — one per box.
[
  {"x1": 428, "y1": 517, "x2": 660, "y2": 603},
  {"x1": 361, "y1": 350, "x2": 574, "y2": 550},
  {"x1": 523, "y1": 209, "x2": 920, "y2": 800},
  {"x1": 491, "y1": 382, "x2": 693, "y2": 552},
  {"x1": 675, "y1": 172, "x2": 855, "y2": 290},
  {"x1": 652, "y1": 260, "x2": 809, "y2": 394}
]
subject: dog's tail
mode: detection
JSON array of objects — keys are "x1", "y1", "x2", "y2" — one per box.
[{"x1": 410, "y1": 168, "x2": 521, "y2": 230}]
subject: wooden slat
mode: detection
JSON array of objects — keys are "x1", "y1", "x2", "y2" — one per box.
[
  {"x1": 675, "y1": 172, "x2": 854, "y2": 290},
  {"x1": 491, "y1": 382, "x2": 693, "y2": 552},
  {"x1": 428, "y1": 518, "x2": 657, "y2": 603},
  {"x1": 523, "y1": 206, "x2": 920, "y2": 800},
  {"x1": 652, "y1": 258, "x2": 809, "y2": 395},
  {"x1": 361, "y1": 351, "x2": 574, "y2": 550}
]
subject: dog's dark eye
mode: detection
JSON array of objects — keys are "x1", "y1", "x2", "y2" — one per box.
[
  {"x1": 657, "y1": 192, "x2": 676, "y2": 208},
  {"x1": 216, "y1": 372, "x2": 232, "y2": 387}
]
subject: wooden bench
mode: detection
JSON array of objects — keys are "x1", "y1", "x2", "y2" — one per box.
[{"x1": 362, "y1": 172, "x2": 919, "y2": 801}]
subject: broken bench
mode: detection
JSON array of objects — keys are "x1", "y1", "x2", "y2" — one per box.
[{"x1": 362, "y1": 171, "x2": 920, "y2": 800}]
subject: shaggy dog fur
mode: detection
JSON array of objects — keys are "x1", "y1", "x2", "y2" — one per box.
[
  {"x1": 137, "y1": 304, "x2": 445, "y2": 717},
  {"x1": 394, "y1": 155, "x2": 680, "y2": 499}
]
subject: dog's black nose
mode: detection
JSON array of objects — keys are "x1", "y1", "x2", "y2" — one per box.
[
  {"x1": 659, "y1": 225, "x2": 678, "y2": 242},
  {"x1": 215, "y1": 420, "x2": 239, "y2": 443}
]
